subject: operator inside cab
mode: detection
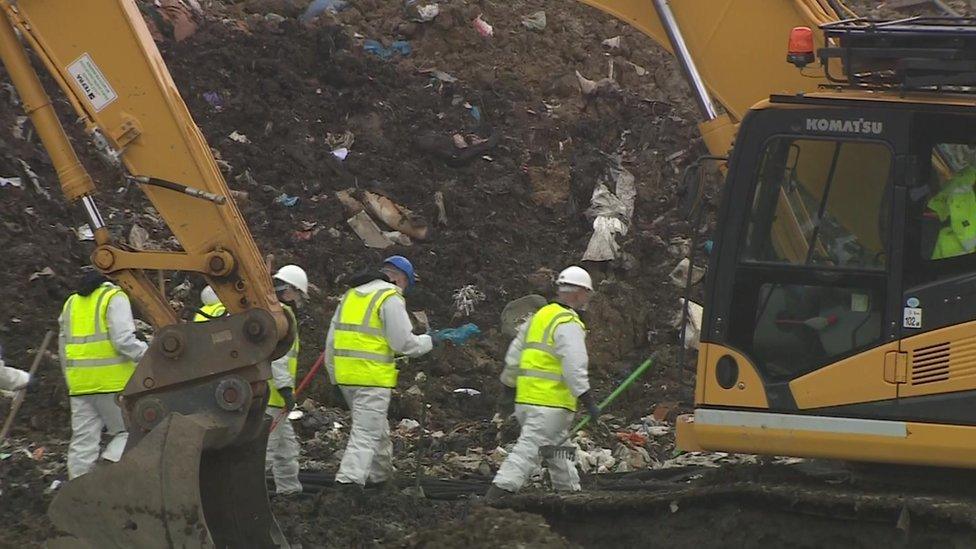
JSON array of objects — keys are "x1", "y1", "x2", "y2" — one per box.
[{"x1": 928, "y1": 166, "x2": 976, "y2": 260}]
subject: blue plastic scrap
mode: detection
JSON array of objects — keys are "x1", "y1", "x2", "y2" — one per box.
[
  {"x1": 301, "y1": 0, "x2": 348, "y2": 22},
  {"x1": 274, "y1": 193, "x2": 299, "y2": 207},
  {"x1": 429, "y1": 323, "x2": 481, "y2": 345},
  {"x1": 364, "y1": 39, "x2": 412, "y2": 60}
]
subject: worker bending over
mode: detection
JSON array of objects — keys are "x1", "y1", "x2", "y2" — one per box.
[
  {"x1": 488, "y1": 266, "x2": 599, "y2": 500},
  {"x1": 59, "y1": 272, "x2": 148, "y2": 479},
  {"x1": 0, "y1": 343, "x2": 30, "y2": 392},
  {"x1": 326, "y1": 255, "x2": 440, "y2": 489},
  {"x1": 265, "y1": 265, "x2": 308, "y2": 496}
]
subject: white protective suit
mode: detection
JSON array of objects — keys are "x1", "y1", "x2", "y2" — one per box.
[
  {"x1": 266, "y1": 350, "x2": 302, "y2": 495},
  {"x1": 59, "y1": 285, "x2": 148, "y2": 479},
  {"x1": 325, "y1": 279, "x2": 433, "y2": 486},
  {"x1": 0, "y1": 362, "x2": 29, "y2": 391},
  {"x1": 493, "y1": 312, "x2": 590, "y2": 493}
]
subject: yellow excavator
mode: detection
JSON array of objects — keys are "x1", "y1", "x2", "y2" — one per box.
[{"x1": 4, "y1": 0, "x2": 976, "y2": 547}]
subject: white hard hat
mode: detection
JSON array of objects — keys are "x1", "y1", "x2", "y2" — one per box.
[
  {"x1": 556, "y1": 266, "x2": 593, "y2": 291},
  {"x1": 273, "y1": 264, "x2": 309, "y2": 296},
  {"x1": 200, "y1": 285, "x2": 219, "y2": 305}
]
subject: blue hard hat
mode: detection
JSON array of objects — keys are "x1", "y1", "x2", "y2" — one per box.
[{"x1": 383, "y1": 255, "x2": 416, "y2": 287}]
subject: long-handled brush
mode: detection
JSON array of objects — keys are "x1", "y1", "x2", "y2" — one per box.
[{"x1": 540, "y1": 357, "x2": 655, "y2": 462}]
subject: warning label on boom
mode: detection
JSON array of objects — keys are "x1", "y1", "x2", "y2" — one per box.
[{"x1": 67, "y1": 53, "x2": 117, "y2": 112}]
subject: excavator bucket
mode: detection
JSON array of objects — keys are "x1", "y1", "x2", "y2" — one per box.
[{"x1": 47, "y1": 412, "x2": 288, "y2": 549}]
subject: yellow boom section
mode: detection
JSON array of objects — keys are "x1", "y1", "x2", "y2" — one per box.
[
  {"x1": 578, "y1": 0, "x2": 850, "y2": 154},
  {"x1": 0, "y1": 0, "x2": 284, "y2": 336}
]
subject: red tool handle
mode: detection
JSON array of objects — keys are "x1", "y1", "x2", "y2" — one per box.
[{"x1": 270, "y1": 351, "x2": 325, "y2": 433}]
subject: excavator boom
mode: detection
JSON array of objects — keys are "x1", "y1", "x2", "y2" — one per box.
[{"x1": 0, "y1": 1, "x2": 292, "y2": 546}]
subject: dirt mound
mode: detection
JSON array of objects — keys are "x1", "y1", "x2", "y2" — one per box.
[{"x1": 402, "y1": 505, "x2": 574, "y2": 548}]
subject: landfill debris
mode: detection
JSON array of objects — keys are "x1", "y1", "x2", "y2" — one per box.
[
  {"x1": 428, "y1": 323, "x2": 481, "y2": 346},
  {"x1": 521, "y1": 10, "x2": 547, "y2": 30},
  {"x1": 16, "y1": 159, "x2": 48, "y2": 199},
  {"x1": 668, "y1": 257, "x2": 706, "y2": 287},
  {"x1": 575, "y1": 67, "x2": 622, "y2": 99},
  {"x1": 652, "y1": 402, "x2": 677, "y2": 422},
  {"x1": 670, "y1": 501, "x2": 680, "y2": 513},
  {"x1": 452, "y1": 134, "x2": 468, "y2": 149},
  {"x1": 414, "y1": 4, "x2": 440, "y2": 22},
  {"x1": 128, "y1": 224, "x2": 152, "y2": 250},
  {"x1": 453, "y1": 388, "x2": 481, "y2": 396},
  {"x1": 668, "y1": 237, "x2": 692, "y2": 258},
  {"x1": 382, "y1": 231, "x2": 413, "y2": 246},
  {"x1": 576, "y1": 446, "x2": 615, "y2": 473},
  {"x1": 582, "y1": 156, "x2": 637, "y2": 262},
  {"x1": 325, "y1": 130, "x2": 355, "y2": 150},
  {"x1": 202, "y1": 91, "x2": 223, "y2": 110},
  {"x1": 469, "y1": 105, "x2": 482, "y2": 122},
  {"x1": 75, "y1": 224, "x2": 95, "y2": 241},
  {"x1": 31, "y1": 446, "x2": 46, "y2": 460},
  {"x1": 625, "y1": 60, "x2": 648, "y2": 76},
  {"x1": 452, "y1": 285, "x2": 486, "y2": 317},
  {"x1": 274, "y1": 193, "x2": 299, "y2": 207},
  {"x1": 11, "y1": 116, "x2": 29, "y2": 140},
  {"x1": 0, "y1": 176, "x2": 23, "y2": 188},
  {"x1": 430, "y1": 70, "x2": 458, "y2": 83},
  {"x1": 472, "y1": 15, "x2": 494, "y2": 37},
  {"x1": 602, "y1": 36, "x2": 622, "y2": 49},
  {"x1": 414, "y1": 131, "x2": 499, "y2": 167},
  {"x1": 613, "y1": 443, "x2": 652, "y2": 472},
  {"x1": 300, "y1": 0, "x2": 348, "y2": 22},
  {"x1": 228, "y1": 131, "x2": 250, "y2": 144},
  {"x1": 45, "y1": 480, "x2": 62, "y2": 495},
  {"x1": 397, "y1": 418, "x2": 421, "y2": 433},
  {"x1": 360, "y1": 190, "x2": 429, "y2": 240},
  {"x1": 29, "y1": 267, "x2": 55, "y2": 282},
  {"x1": 146, "y1": 0, "x2": 199, "y2": 42},
  {"x1": 332, "y1": 147, "x2": 349, "y2": 160},
  {"x1": 364, "y1": 39, "x2": 412, "y2": 60},
  {"x1": 434, "y1": 191, "x2": 448, "y2": 225},
  {"x1": 672, "y1": 298, "x2": 704, "y2": 350},
  {"x1": 411, "y1": 311, "x2": 430, "y2": 332},
  {"x1": 347, "y1": 210, "x2": 395, "y2": 249}
]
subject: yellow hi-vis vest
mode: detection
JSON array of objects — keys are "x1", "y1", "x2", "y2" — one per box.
[
  {"x1": 930, "y1": 167, "x2": 976, "y2": 259},
  {"x1": 268, "y1": 305, "x2": 299, "y2": 408},
  {"x1": 60, "y1": 284, "x2": 137, "y2": 396},
  {"x1": 516, "y1": 303, "x2": 586, "y2": 412},
  {"x1": 332, "y1": 286, "x2": 400, "y2": 388},
  {"x1": 193, "y1": 302, "x2": 227, "y2": 322}
]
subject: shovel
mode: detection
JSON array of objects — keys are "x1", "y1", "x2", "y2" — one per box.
[{"x1": 540, "y1": 357, "x2": 655, "y2": 462}]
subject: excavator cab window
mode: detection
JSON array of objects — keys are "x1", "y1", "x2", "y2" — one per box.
[{"x1": 728, "y1": 136, "x2": 892, "y2": 381}]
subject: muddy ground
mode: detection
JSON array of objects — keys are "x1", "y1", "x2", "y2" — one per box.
[{"x1": 3, "y1": 0, "x2": 976, "y2": 547}]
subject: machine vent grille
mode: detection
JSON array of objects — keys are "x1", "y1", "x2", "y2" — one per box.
[{"x1": 911, "y1": 342, "x2": 951, "y2": 385}]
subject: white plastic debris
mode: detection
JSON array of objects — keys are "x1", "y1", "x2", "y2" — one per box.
[
  {"x1": 0, "y1": 176, "x2": 22, "y2": 188},
  {"x1": 582, "y1": 156, "x2": 636, "y2": 262},
  {"x1": 228, "y1": 131, "x2": 251, "y2": 144},
  {"x1": 668, "y1": 257, "x2": 705, "y2": 287},
  {"x1": 415, "y1": 4, "x2": 440, "y2": 21},
  {"x1": 332, "y1": 147, "x2": 349, "y2": 160},
  {"x1": 452, "y1": 285, "x2": 486, "y2": 317},
  {"x1": 45, "y1": 480, "x2": 63, "y2": 494},
  {"x1": 602, "y1": 36, "x2": 622, "y2": 49},
  {"x1": 76, "y1": 224, "x2": 95, "y2": 241},
  {"x1": 521, "y1": 10, "x2": 546, "y2": 30},
  {"x1": 453, "y1": 388, "x2": 481, "y2": 396},
  {"x1": 577, "y1": 447, "x2": 616, "y2": 473},
  {"x1": 398, "y1": 418, "x2": 421, "y2": 433},
  {"x1": 672, "y1": 298, "x2": 704, "y2": 350},
  {"x1": 287, "y1": 410, "x2": 305, "y2": 420}
]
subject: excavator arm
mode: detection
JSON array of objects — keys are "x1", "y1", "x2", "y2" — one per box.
[
  {"x1": 0, "y1": 1, "x2": 292, "y2": 547},
  {"x1": 579, "y1": 0, "x2": 851, "y2": 155}
]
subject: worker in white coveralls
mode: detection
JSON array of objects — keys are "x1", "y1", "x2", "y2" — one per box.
[
  {"x1": 265, "y1": 265, "x2": 309, "y2": 495},
  {"x1": 59, "y1": 272, "x2": 148, "y2": 479},
  {"x1": 487, "y1": 266, "x2": 600, "y2": 500},
  {"x1": 326, "y1": 255, "x2": 442, "y2": 489},
  {"x1": 0, "y1": 343, "x2": 31, "y2": 392}
]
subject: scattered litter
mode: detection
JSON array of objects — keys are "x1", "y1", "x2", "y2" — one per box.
[
  {"x1": 29, "y1": 267, "x2": 55, "y2": 282},
  {"x1": 521, "y1": 10, "x2": 547, "y2": 30},
  {"x1": 0, "y1": 176, "x2": 22, "y2": 188},
  {"x1": 45, "y1": 480, "x2": 62, "y2": 495},
  {"x1": 1, "y1": 82, "x2": 19, "y2": 106},
  {"x1": 397, "y1": 418, "x2": 421, "y2": 433},
  {"x1": 652, "y1": 402, "x2": 677, "y2": 422},
  {"x1": 672, "y1": 298, "x2": 704, "y2": 350},
  {"x1": 452, "y1": 134, "x2": 468, "y2": 149},
  {"x1": 452, "y1": 285, "x2": 486, "y2": 317},
  {"x1": 453, "y1": 388, "x2": 482, "y2": 396},
  {"x1": 274, "y1": 193, "x2": 299, "y2": 207},
  {"x1": 382, "y1": 231, "x2": 413, "y2": 246},
  {"x1": 202, "y1": 91, "x2": 223, "y2": 110},
  {"x1": 75, "y1": 224, "x2": 95, "y2": 241},
  {"x1": 670, "y1": 501, "x2": 680, "y2": 514},
  {"x1": 287, "y1": 410, "x2": 304, "y2": 420},
  {"x1": 31, "y1": 446, "x2": 46, "y2": 460},
  {"x1": 434, "y1": 191, "x2": 448, "y2": 225},
  {"x1": 147, "y1": 0, "x2": 198, "y2": 42},
  {"x1": 0, "y1": 453, "x2": 10, "y2": 460},
  {"x1": 16, "y1": 159, "x2": 49, "y2": 199},
  {"x1": 625, "y1": 60, "x2": 648, "y2": 76},
  {"x1": 360, "y1": 190, "x2": 429, "y2": 240},
  {"x1": 668, "y1": 257, "x2": 705, "y2": 287},
  {"x1": 347, "y1": 210, "x2": 395, "y2": 249},
  {"x1": 300, "y1": 0, "x2": 348, "y2": 22},
  {"x1": 575, "y1": 68, "x2": 621, "y2": 98},
  {"x1": 325, "y1": 130, "x2": 355, "y2": 150},
  {"x1": 228, "y1": 131, "x2": 250, "y2": 144},
  {"x1": 411, "y1": 311, "x2": 430, "y2": 332},
  {"x1": 602, "y1": 36, "x2": 622, "y2": 49},
  {"x1": 615, "y1": 431, "x2": 648, "y2": 447},
  {"x1": 414, "y1": 4, "x2": 440, "y2": 22},
  {"x1": 128, "y1": 224, "x2": 152, "y2": 251},
  {"x1": 582, "y1": 156, "x2": 636, "y2": 262},
  {"x1": 430, "y1": 70, "x2": 457, "y2": 83},
  {"x1": 11, "y1": 116, "x2": 29, "y2": 140},
  {"x1": 332, "y1": 147, "x2": 349, "y2": 161},
  {"x1": 428, "y1": 323, "x2": 481, "y2": 345},
  {"x1": 704, "y1": 240, "x2": 714, "y2": 254},
  {"x1": 577, "y1": 447, "x2": 615, "y2": 473},
  {"x1": 668, "y1": 237, "x2": 691, "y2": 258},
  {"x1": 364, "y1": 39, "x2": 412, "y2": 60},
  {"x1": 613, "y1": 443, "x2": 652, "y2": 472},
  {"x1": 472, "y1": 15, "x2": 494, "y2": 37},
  {"x1": 469, "y1": 105, "x2": 482, "y2": 122}
]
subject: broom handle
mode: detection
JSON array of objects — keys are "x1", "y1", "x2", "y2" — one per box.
[{"x1": 562, "y1": 357, "x2": 655, "y2": 443}]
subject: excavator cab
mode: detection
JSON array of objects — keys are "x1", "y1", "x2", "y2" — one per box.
[{"x1": 680, "y1": 18, "x2": 976, "y2": 468}]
